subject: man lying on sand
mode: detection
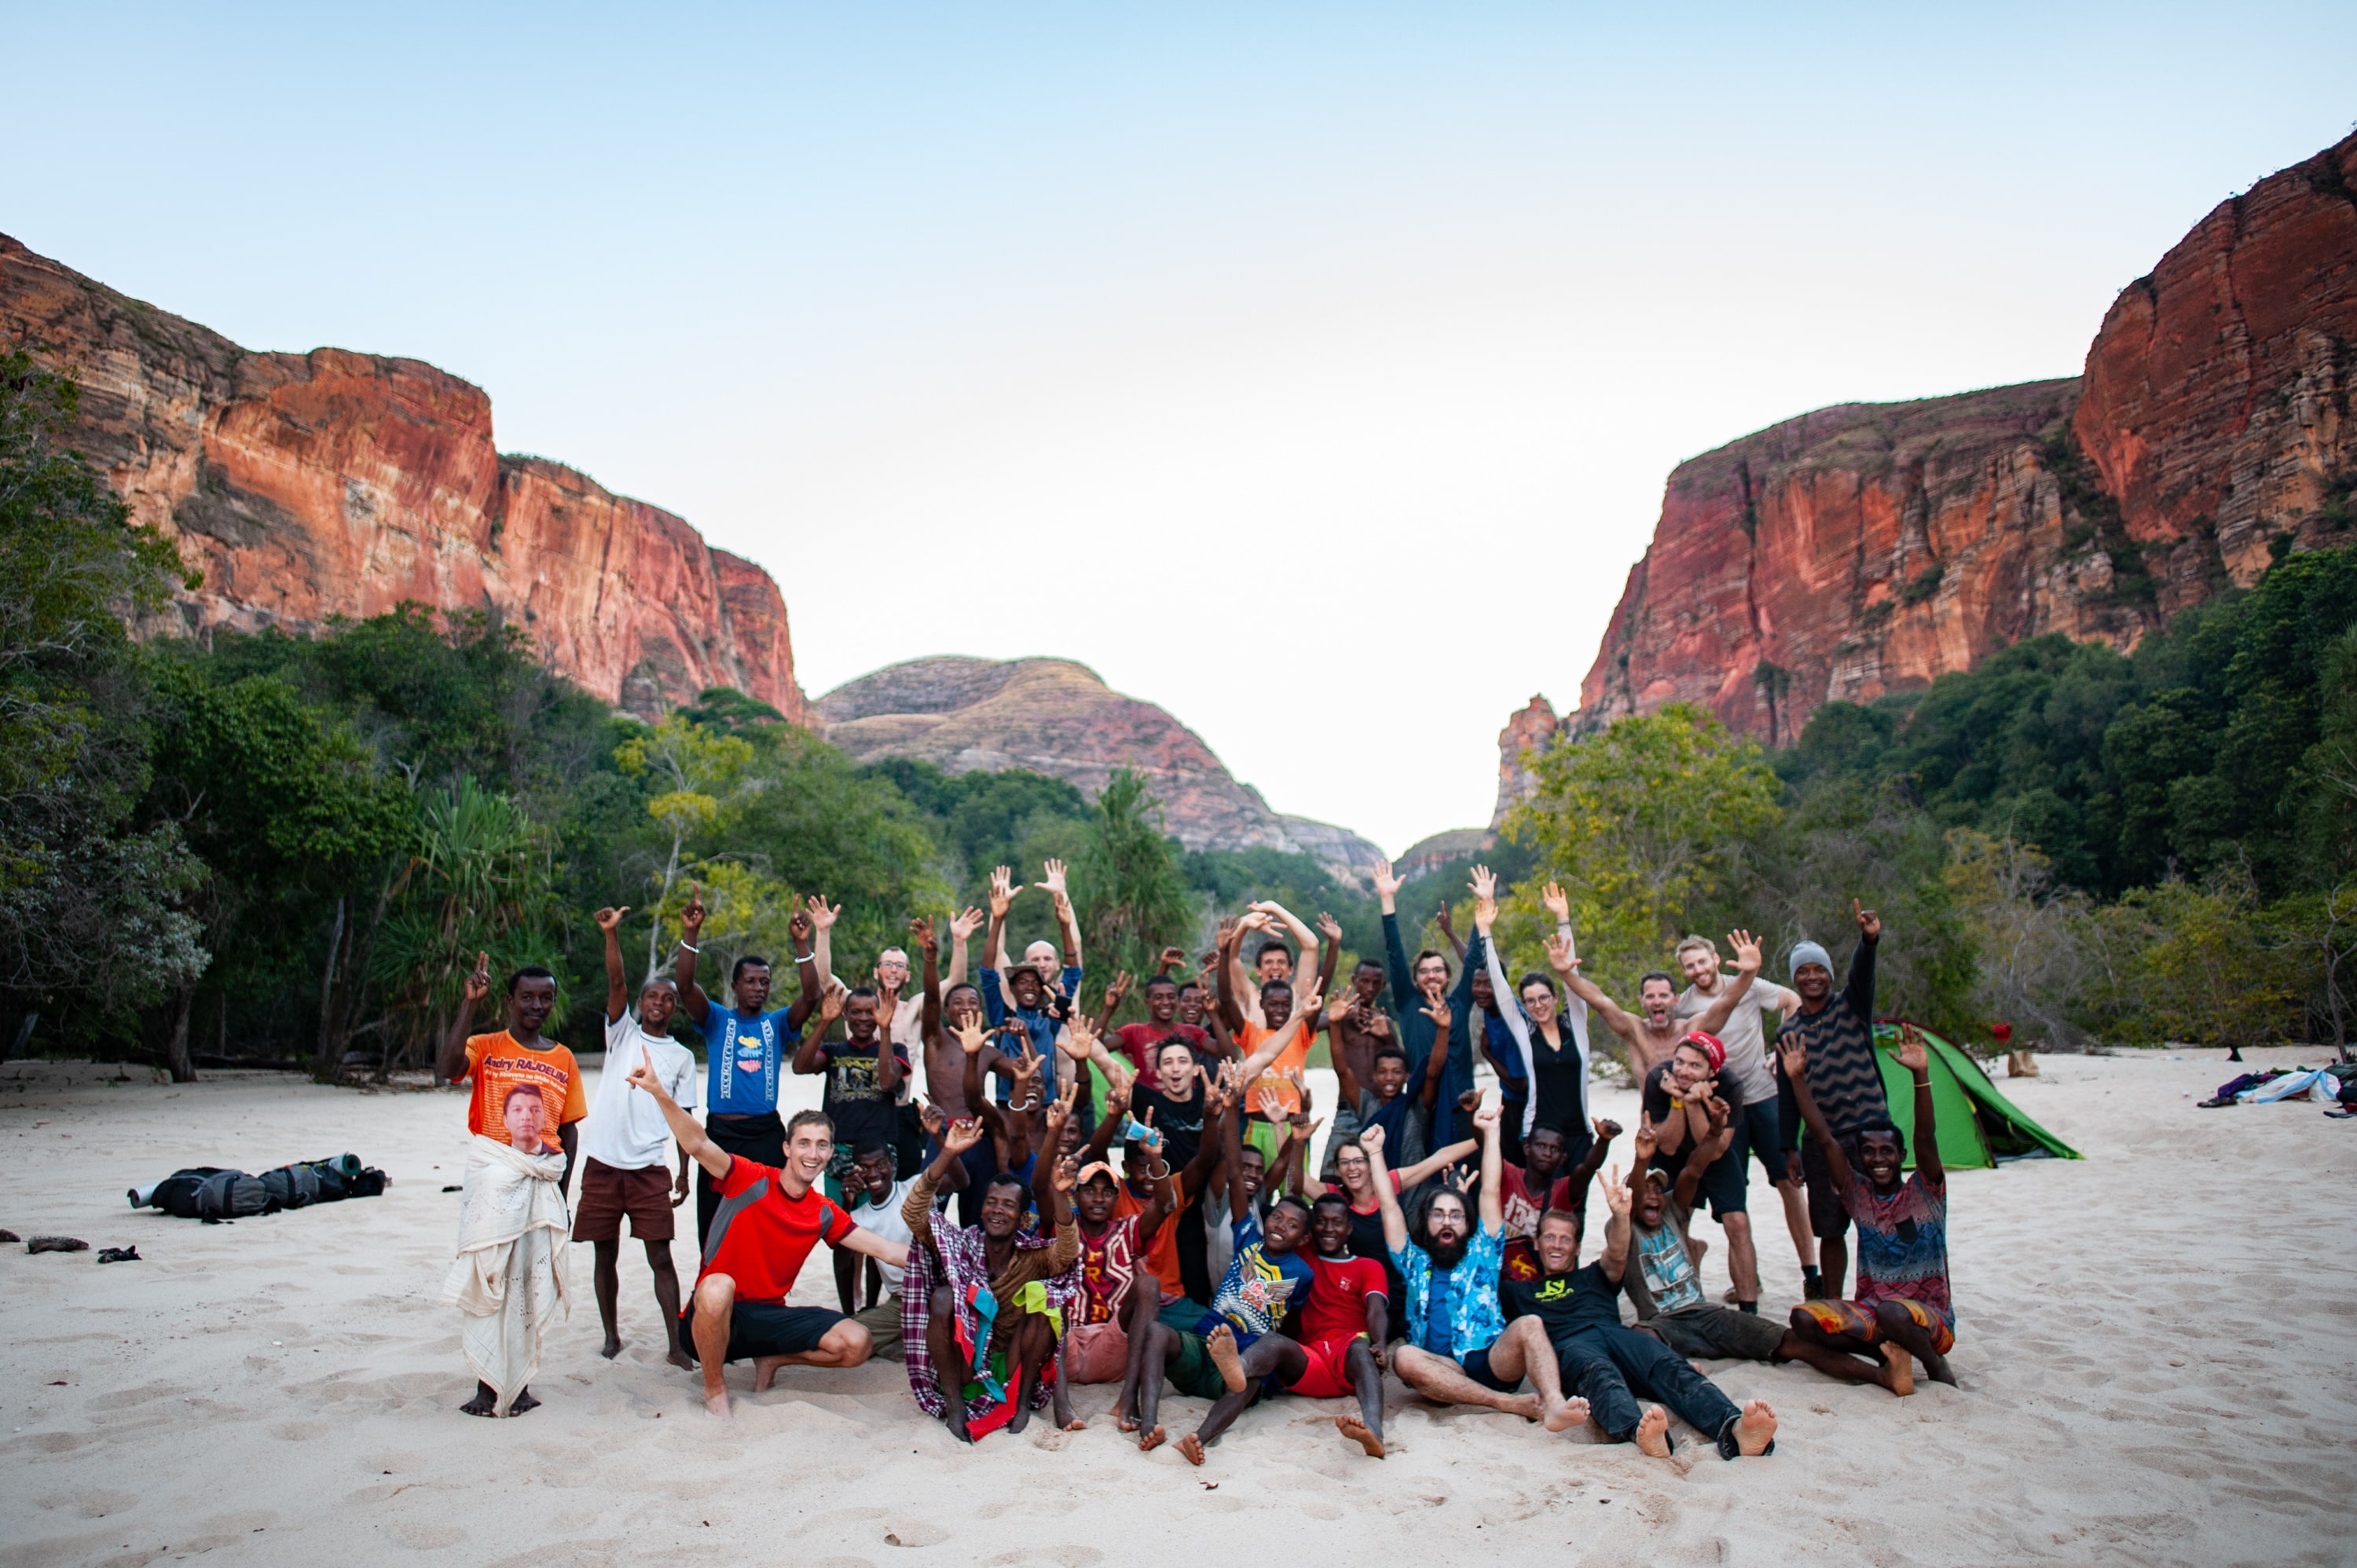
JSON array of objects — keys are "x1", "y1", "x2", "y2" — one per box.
[
  {"x1": 1505, "y1": 1174, "x2": 1777, "y2": 1461},
  {"x1": 625, "y1": 1050, "x2": 909, "y2": 1417},
  {"x1": 1781, "y1": 1024, "x2": 1958, "y2": 1395}
]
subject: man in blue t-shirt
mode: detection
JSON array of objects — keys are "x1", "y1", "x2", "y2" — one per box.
[
  {"x1": 676, "y1": 885, "x2": 824, "y2": 1245},
  {"x1": 979, "y1": 862, "x2": 1101, "y2": 1131}
]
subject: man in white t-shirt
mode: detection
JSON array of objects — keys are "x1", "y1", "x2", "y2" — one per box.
[
  {"x1": 1673, "y1": 934, "x2": 1812, "y2": 1306},
  {"x1": 577, "y1": 907, "x2": 700, "y2": 1369},
  {"x1": 836, "y1": 1143, "x2": 916, "y2": 1361}
]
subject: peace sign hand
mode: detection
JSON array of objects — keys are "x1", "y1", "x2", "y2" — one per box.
[{"x1": 463, "y1": 951, "x2": 491, "y2": 1006}]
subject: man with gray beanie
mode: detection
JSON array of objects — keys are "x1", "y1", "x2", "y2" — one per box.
[{"x1": 1771, "y1": 901, "x2": 1883, "y2": 1299}]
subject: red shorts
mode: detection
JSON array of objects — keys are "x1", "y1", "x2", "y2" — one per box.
[
  {"x1": 1285, "y1": 1335, "x2": 1365, "y2": 1399},
  {"x1": 1065, "y1": 1321, "x2": 1130, "y2": 1384}
]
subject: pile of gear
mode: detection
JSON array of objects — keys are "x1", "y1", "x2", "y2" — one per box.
[
  {"x1": 130, "y1": 1152, "x2": 388, "y2": 1220},
  {"x1": 2198, "y1": 1063, "x2": 2357, "y2": 1111}
]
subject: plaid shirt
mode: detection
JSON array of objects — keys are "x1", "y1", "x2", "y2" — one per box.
[
  {"x1": 1391, "y1": 1218, "x2": 1506, "y2": 1361},
  {"x1": 899, "y1": 1171, "x2": 1079, "y2": 1419}
]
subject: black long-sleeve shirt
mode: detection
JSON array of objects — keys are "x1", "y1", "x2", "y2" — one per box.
[{"x1": 1775, "y1": 936, "x2": 1885, "y2": 1150}]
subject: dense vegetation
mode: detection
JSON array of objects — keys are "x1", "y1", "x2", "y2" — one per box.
[{"x1": 8, "y1": 346, "x2": 2351, "y2": 1076}]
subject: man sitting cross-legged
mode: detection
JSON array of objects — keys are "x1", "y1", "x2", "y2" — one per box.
[
  {"x1": 1504, "y1": 1173, "x2": 1776, "y2": 1462},
  {"x1": 900, "y1": 1086, "x2": 1085, "y2": 1442},
  {"x1": 621, "y1": 1051, "x2": 907, "y2": 1419},
  {"x1": 1781, "y1": 1024, "x2": 1957, "y2": 1395},
  {"x1": 1365, "y1": 1104, "x2": 1583, "y2": 1432}
]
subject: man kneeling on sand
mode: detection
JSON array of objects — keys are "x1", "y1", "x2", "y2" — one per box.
[{"x1": 624, "y1": 1051, "x2": 908, "y2": 1416}]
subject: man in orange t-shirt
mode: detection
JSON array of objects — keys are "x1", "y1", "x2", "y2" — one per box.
[{"x1": 436, "y1": 952, "x2": 588, "y2": 1420}]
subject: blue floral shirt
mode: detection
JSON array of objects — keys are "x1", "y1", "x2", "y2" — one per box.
[{"x1": 1391, "y1": 1218, "x2": 1506, "y2": 1360}]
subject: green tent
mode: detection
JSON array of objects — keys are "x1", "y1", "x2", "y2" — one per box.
[{"x1": 1866, "y1": 1021, "x2": 2081, "y2": 1169}]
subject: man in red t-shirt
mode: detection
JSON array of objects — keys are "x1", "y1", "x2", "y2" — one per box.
[
  {"x1": 1255, "y1": 1192, "x2": 1392, "y2": 1459},
  {"x1": 625, "y1": 1050, "x2": 910, "y2": 1417},
  {"x1": 1109, "y1": 973, "x2": 1211, "y2": 1075}
]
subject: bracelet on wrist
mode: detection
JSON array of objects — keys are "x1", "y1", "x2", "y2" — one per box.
[{"x1": 676, "y1": 940, "x2": 699, "y2": 953}]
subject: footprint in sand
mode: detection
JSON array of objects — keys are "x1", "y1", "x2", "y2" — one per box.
[{"x1": 36, "y1": 1487, "x2": 139, "y2": 1519}]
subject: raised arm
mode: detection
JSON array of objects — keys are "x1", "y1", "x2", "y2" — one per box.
[
  {"x1": 1235, "y1": 984, "x2": 1321, "y2": 1083},
  {"x1": 1596, "y1": 1160, "x2": 1634, "y2": 1284},
  {"x1": 805, "y1": 895, "x2": 839, "y2": 993},
  {"x1": 1037, "y1": 859, "x2": 1083, "y2": 972},
  {"x1": 1688, "y1": 929, "x2": 1763, "y2": 1037},
  {"x1": 1563, "y1": 1118, "x2": 1620, "y2": 1210},
  {"x1": 1091, "y1": 971, "x2": 1132, "y2": 1037},
  {"x1": 986, "y1": 866, "x2": 1015, "y2": 975},
  {"x1": 625, "y1": 1046, "x2": 729, "y2": 1179},
  {"x1": 596, "y1": 906, "x2": 632, "y2": 1024},
  {"x1": 1413, "y1": 993, "x2": 1453, "y2": 1108},
  {"x1": 1897, "y1": 1024, "x2": 1942, "y2": 1184},
  {"x1": 1391, "y1": 1136, "x2": 1479, "y2": 1192},
  {"x1": 436, "y1": 951, "x2": 490, "y2": 1082},
  {"x1": 1846, "y1": 900, "x2": 1882, "y2": 1021},
  {"x1": 1313, "y1": 911, "x2": 1341, "y2": 1002},
  {"x1": 1255, "y1": 900, "x2": 1320, "y2": 992},
  {"x1": 1776, "y1": 1035, "x2": 1852, "y2": 1190},
  {"x1": 1431, "y1": 900, "x2": 1467, "y2": 963},
  {"x1": 782, "y1": 906, "x2": 820, "y2": 1031},
  {"x1": 1375, "y1": 861, "x2": 1415, "y2": 1013},
  {"x1": 917, "y1": 915, "x2": 943, "y2": 1041},
  {"x1": 1361, "y1": 1123, "x2": 1409, "y2": 1256},
  {"x1": 1033, "y1": 1081, "x2": 1077, "y2": 1222},
  {"x1": 1472, "y1": 867, "x2": 1533, "y2": 1079},
  {"x1": 910, "y1": 1117, "x2": 985, "y2": 1247},
  {"x1": 1213, "y1": 918, "x2": 1250, "y2": 1035},
  {"x1": 674, "y1": 887, "x2": 712, "y2": 1028},
  {"x1": 791, "y1": 981, "x2": 845, "y2": 1075},
  {"x1": 1325, "y1": 994, "x2": 1367, "y2": 1108},
  {"x1": 1548, "y1": 931, "x2": 1642, "y2": 1044},
  {"x1": 944, "y1": 906, "x2": 981, "y2": 992},
  {"x1": 1472, "y1": 1097, "x2": 1504, "y2": 1233}
]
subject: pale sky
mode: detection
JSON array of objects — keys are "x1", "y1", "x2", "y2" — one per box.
[{"x1": 6, "y1": 4, "x2": 2352, "y2": 853}]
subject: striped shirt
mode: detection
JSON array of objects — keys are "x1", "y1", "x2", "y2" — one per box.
[{"x1": 1774, "y1": 937, "x2": 1888, "y2": 1145}]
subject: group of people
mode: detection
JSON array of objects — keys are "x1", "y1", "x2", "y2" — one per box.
[{"x1": 436, "y1": 856, "x2": 1957, "y2": 1470}]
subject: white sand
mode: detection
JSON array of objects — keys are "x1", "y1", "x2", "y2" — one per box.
[{"x1": 3, "y1": 1046, "x2": 2352, "y2": 1566}]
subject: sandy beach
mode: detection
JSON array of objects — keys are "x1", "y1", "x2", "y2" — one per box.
[{"x1": 3, "y1": 1046, "x2": 2352, "y2": 1567}]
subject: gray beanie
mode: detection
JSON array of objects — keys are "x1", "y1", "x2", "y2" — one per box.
[{"x1": 1789, "y1": 940, "x2": 1832, "y2": 979}]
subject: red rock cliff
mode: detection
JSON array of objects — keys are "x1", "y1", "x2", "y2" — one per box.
[
  {"x1": 0, "y1": 234, "x2": 807, "y2": 721},
  {"x1": 1581, "y1": 130, "x2": 2357, "y2": 741}
]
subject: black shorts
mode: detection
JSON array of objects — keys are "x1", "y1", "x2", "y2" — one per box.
[
  {"x1": 682, "y1": 1300, "x2": 846, "y2": 1365},
  {"x1": 1800, "y1": 1137, "x2": 1850, "y2": 1239},
  {"x1": 1692, "y1": 1130, "x2": 1750, "y2": 1220},
  {"x1": 1458, "y1": 1344, "x2": 1521, "y2": 1394},
  {"x1": 1739, "y1": 1099, "x2": 1787, "y2": 1185}
]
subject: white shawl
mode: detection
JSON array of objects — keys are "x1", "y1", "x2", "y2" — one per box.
[
  {"x1": 1483, "y1": 925, "x2": 1591, "y2": 1138},
  {"x1": 442, "y1": 1134, "x2": 570, "y2": 1415}
]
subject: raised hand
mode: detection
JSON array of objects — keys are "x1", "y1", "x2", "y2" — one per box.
[
  {"x1": 594, "y1": 905, "x2": 629, "y2": 933},
  {"x1": 1423, "y1": 994, "x2": 1453, "y2": 1031},
  {"x1": 818, "y1": 980, "x2": 848, "y2": 1024},
  {"x1": 1105, "y1": 1075, "x2": 1134, "y2": 1119},
  {"x1": 1602, "y1": 1163, "x2": 1633, "y2": 1218},
  {"x1": 463, "y1": 951, "x2": 492, "y2": 1005},
  {"x1": 1364, "y1": 1009, "x2": 1392, "y2": 1039},
  {"x1": 1294, "y1": 983, "x2": 1323, "y2": 1017},
  {"x1": 988, "y1": 866, "x2": 1014, "y2": 919},
  {"x1": 1035, "y1": 859, "x2": 1069, "y2": 901},
  {"x1": 918, "y1": 1102, "x2": 947, "y2": 1139},
  {"x1": 1316, "y1": 911, "x2": 1342, "y2": 943},
  {"x1": 805, "y1": 894, "x2": 840, "y2": 931},
  {"x1": 1236, "y1": 910, "x2": 1275, "y2": 936},
  {"x1": 1855, "y1": 899, "x2": 1882, "y2": 941},
  {"x1": 1593, "y1": 1116, "x2": 1623, "y2": 1143},
  {"x1": 1728, "y1": 929, "x2": 1762, "y2": 973},
  {"x1": 1469, "y1": 864, "x2": 1497, "y2": 903},
  {"x1": 874, "y1": 973, "x2": 902, "y2": 1014},
  {"x1": 1157, "y1": 944, "x2": 1187, "y2": 971},
  {"x1": 680, "y1": 883, "x2": 707, "y2": 936},
  {"x1": 1472, "y1": 1095, "x2": 1501, "y2": 1134},
  {"x1": 1632, "y1": 1114, "x2": 1659, "y2": 1163},
  {"x1": 1703, "y1": 1094, "x2": 1732, "y2": 1131},
  {"x1": 1059, "y1": 1017, "x2": 1098, "y2": 1063},
  {"x1": 911, "y1": 914, "x2": 937, "y2": 954},
  {"x1": 788, "y1": 907, "x2": 812, "y2": 943},
  {"x1": 1047, "y1": 1079, "x2": 1078, "y2": 1130},
  {"x1": 1358, "y1": 1123, "x2": 1387, "y2": 1158},
  {"x1": 953, "y1": 1017, "x2": 991, "y2": 1057},
  {"x1": 1541, "y1": 881, "x2": 1571, "y2": 923},
  {"x1": 1252, "y1": 1084, "x2": 1286, "y2": 1122},
  {"x1": 1776, "y1": 1037, "x2": 1807, "y2": 1081},
  {"x1": 1372, "y1": 859, "x2": 1403, "y2": 901},
  {"x1": 1104, "y1": 971, "x2": 1133, "y2": 1011},
  {"x1": 1456, "y1": 1087, "x2": 1480, "y2": 1114},
  {"x1": 948, "y1": 906, "x2": 984, "y2": 941},
  {"x1": 1326, "y1": 991, "x2": 1354, "y2": 1023},
  {"x1": 1052, "y1": 1153, "x2": 1080, "y2": 1194},
  {"x1": 625, "y1": 1044, "x2": 662, "y2": 1095},
  {"x1": 942, "y1": 1116, "x2": 984, "y2": 1155},
  {"x1": 1009, "y1": 1051, "x2": 1045, "y2": 1108},
  {"x1": 1432, "y1": 902, "x2": 1455, "y2": 937},
  {"x1": 1896, "y1": 1022, "x2": 1929, "y2": 1075},
  {"x1": 1545, "y1": 932, "x2": 1578, "y2": 973}
]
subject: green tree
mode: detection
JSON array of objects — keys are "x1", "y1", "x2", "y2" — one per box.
[
  {"x1": 0, "y1": 351, "x2": 207, "y2": 1060},
  {"x1": 1503, "y1": 705, "x2": 1782, "y2": 995},
  {"x1": 1072, "y1": 769, "x2": 1200, "y2": 993},
  {"x1": 614, "y1": 714, "x2": 758, "y2": 980}
]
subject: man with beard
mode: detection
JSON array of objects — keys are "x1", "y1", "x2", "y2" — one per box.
[
  {"x1": 901, "y1": 1086, "x2": 1085, "y2": 1442},
  {"x1": 1365, "y1": 1105, "x2": 1582, "y2": 1430},
  {"x1": 1503, "y1": 1190, "x2": 1778, "y2": 1463},
  {"x1": 674, "y1": 886, "x2": 826, "y2": 1246},
  {"x1": 1772, "y1": 901, "x2": 1885, "y2": 1296},
  {"x1": 1556, "y1": 925, "x2": 1760, "y2": 1080}
]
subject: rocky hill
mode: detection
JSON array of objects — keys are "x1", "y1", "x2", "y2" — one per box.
[
  {"x1": 815, "y1": 656, "x2": 1382, "y2": 869},
  {"x1": 0, "y1": 235, "x2": 806, "y2": 720},
  {"x1": 1578, "y1": 128, "x2": 2357, "y2": 742}
]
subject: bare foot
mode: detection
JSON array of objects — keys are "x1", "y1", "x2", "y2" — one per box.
[
  {"x1": 459, "y1": 1382, "x2": 499, "y2": 1418},
  {"x1": 1734, "y1": 1399, "x2": 1777, "y2": 1456},
  {"x1": 1063, "y1": 1416, "x2": 1088, "y2": 1432},
  {"x1": 1206, "y1": 1325, "x2": 1247, "y2": 1394},
  {"x1": 703, "y1": 1388, "x2": 732, "y2": 1420},
  {"x1": 1923, "y1": 1348, "x2": 1957, "y2": 1387},
  {"x1": 1545, "y1": 1394, "x2": 1590, "y2": 1434},
  {"x1": 1503, "y1": 1393, "x2": 1545, "y2": 1422},
  {"x1": 751, "y1": 1356, "x2": 788, "y2": 1394},
  {"x1": 943, "y1": 1394, "x2": 973, "y2": 1445},
  {"x1": 1138, "y1": 1423, "x2": 1167, "y2": 1453},
  {"x1": 508, "y1": 1387, "x2": 538, "y2": 1416},
  {"x1": 1634, "y1": 1405, "x2": 1671, "y2": 1458},
  {"x1": 1176, "y1": 1432, "x2": 1206, "y2": 1466},
  {"x1": 599, "y1": 1335, "x2": 622, "y2": 1361},
  {"x1": 1010, "y1": 1398, "x2": 1034, "y2": 1434},
  {"x1": 1336, "y1": 1413, "x2": 1386, "y2": 1458},
  {"x1": 1114, "y1": 1401, "x2": 1140, "y2": 1434},
  {"x1": 1879, "y1": 1343, "x2": 1915, "y2": 1397},
  {"x1": 666, "y1": 1346, "x2": 697, "y2": 1373}
]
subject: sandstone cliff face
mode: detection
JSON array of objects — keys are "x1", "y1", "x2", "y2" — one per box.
[
  {"x1": 816, "y1": 656, "x2": 1380, "y2": 869},
  {"x1": 1491, "y1": 694, "x2": 1560, "y2": 827},
  {"x1": 1580, "y1": 130, "x2": 2357, "y2": 741},
  {"x1": 0, "y1": 234, "x2": 806, "y2": 721}
]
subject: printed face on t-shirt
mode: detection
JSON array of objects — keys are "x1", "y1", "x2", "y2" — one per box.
[{"x1": 502, "y1": 1086, "x2": 554, "y2": 1153}]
